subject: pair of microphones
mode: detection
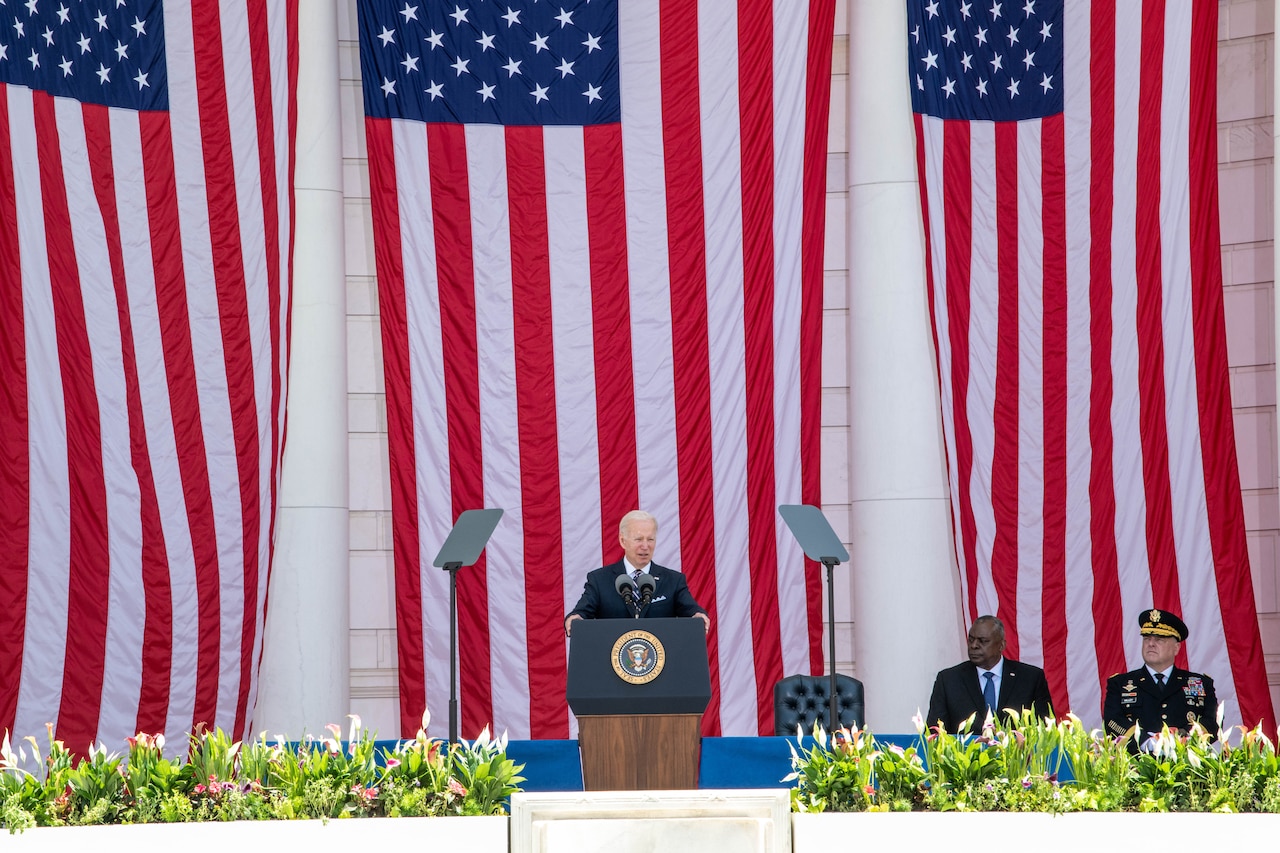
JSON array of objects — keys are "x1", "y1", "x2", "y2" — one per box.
[{"x1": 614, "y1": 571, "x2": 656, "y2": 613}]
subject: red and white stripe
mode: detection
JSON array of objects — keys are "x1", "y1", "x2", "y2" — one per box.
[
  {"x1": 914, "y1": 0, "x2": 1275, "y2": 733},
  {"x1": 0, "y1": 0, "x2": 296, "y2": 753},
  {"x1": 369, "y1": 0, "x2": 834, "y2": 739}
]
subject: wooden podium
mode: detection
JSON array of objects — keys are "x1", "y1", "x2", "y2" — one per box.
[{"x1": 567, "y1": 618, "x2": 711, "y2": 791}]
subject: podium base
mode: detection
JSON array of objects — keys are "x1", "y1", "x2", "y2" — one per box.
[{"x1": 577, "y1": 714, "x2": 702, "y2": 790}]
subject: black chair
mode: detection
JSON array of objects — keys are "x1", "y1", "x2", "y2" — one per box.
[{"x1": 772, "y1": 674, "x2": 865, "y2": 736}]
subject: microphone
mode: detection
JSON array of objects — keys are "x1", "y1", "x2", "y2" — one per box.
[
  {"x1": 614, "y1": 572, "x2": 638, "y2": 610},
  {"x1": 636, "y1": 572, "x2": 656, "y2": 606}
]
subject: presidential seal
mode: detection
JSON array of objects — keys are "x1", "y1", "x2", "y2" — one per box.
[{"x1": 611, "y1": 630, "x2": 666, "y2": 684}]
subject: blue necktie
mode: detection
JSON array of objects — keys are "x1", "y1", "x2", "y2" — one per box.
[{"x1": 983, "y1": 672, "x2": 997, "y2": 715}]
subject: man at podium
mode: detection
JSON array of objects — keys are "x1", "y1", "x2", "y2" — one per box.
[{"x1": 564, "y1": 510, "x2": 710, "y2": 636}]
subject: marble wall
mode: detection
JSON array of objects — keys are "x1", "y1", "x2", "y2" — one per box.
[{"x1": 1220, "y1": 0, "x2": 1279, "y2": 717}]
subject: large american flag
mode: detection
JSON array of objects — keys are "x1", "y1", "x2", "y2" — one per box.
[
  {"x1": 0, "y1": 0, "x2": 296, "y2": 752},
  {"x1": 910, "y1": 0, "x2": 1276, "y2": 733},
  {"x1": 360, "y1": 0, "x2": 835, "y2": 738}
]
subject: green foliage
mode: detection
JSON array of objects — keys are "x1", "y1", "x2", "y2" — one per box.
[
  {"x1": 785, "y1": 725, "x2": 926, "y2": 812},
  {"x1": 124, "y1": 733, "x2": 188, "y2": 802},
  {"x1": 919, "y1": 713, "x2": 1010, "y2": 811},
  {"x1": 15, "y1": 709, "x2": 1280, "y2": 825},
  {"x1": 0, "y1": 714, "x2": 524, "y2": 832},
  {"x1": 377, "y1": 724, "x2": 525, "y2": 817},
  {"x1": 788, "y1": 712, "x2": 1280, "y2": 814},
  {"x1": 444, "y1": 727, "x2": 526, "y2": 816},
  {"x1": 871, "y1": 741, "x2": 928, "y2": 811},
  {"x1": 786, "y1": 725, "x2": 876, "y2": 812},
  {"x1": 0, "y1": 732, "x2": 48, "y2": 829},
  {"x1": 64, "y1": 744, "x2": 126, "y2": 824}
]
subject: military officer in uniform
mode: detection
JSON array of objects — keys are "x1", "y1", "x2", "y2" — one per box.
[{"x1": 1102, "y1": 608, "x2": 1218, "y2": 750}]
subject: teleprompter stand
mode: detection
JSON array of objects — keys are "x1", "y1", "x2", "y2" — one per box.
[
  {"x1": 779, "y1": 504, "x2": 851, "y2": 734},
  {"x1": 432, "y1": 508, "x2": 503, "y2": 744}
]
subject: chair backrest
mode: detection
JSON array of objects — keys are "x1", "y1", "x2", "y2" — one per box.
[{"x1": 772, "y1": 673, "x2": 865, "y2": 736}]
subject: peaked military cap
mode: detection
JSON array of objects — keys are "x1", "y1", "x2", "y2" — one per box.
[{"x1": 1139, "y1": 608, "x2": 1188, "y2": 642}]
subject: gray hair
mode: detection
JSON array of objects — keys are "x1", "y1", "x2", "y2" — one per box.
[
  {"x1": 619, "y1": 510, "x2": 659, "y2": 537},
  {"x1": 973, "y1": 614, "x2": 1005, "y2": 638}
]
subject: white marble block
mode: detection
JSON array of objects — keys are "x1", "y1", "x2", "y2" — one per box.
[{"x1": 510, "y1": 789, "x2": 791, "y2": 853}]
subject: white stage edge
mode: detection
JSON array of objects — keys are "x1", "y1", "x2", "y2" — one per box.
[{"x1": 7, "y1": 800, "x2": 1280, "y2": 852}]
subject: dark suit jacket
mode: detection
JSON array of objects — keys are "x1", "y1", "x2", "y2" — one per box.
[
  {"x1": 925, "y1": 658, "x2": 1054, "y2": 732},
  {"x1": 1103, "y1": 666, "x2": 1218, "y2": 746},
  {"x1": 566, "y1": 560, "x2": 706, "y2": 622}
]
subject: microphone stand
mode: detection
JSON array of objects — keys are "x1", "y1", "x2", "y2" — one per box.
[
  {"x1": 616, "y1": 574, "x2": 641, "y2": 618},
  {"x1": 637, "y1": 574, "x2": 655, "y2": 612}
]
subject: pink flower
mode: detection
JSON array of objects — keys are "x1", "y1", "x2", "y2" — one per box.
[
  {"x1": 130, "y1": 732, "x2": 159, "y2": 750},
  {"x1": 447, "y1": 778, "x2": 467, "y2": 797},
  {"x1": 385, "y1": 757, "x2": 401, "y2": 768}
]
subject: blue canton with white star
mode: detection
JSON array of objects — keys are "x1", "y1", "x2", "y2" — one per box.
[
  {"x1": 0, "y1": 0, "x2": 167, "y2": 111},
  {"x1": 359, "y1": 0, "x2": 619, "y2": 126},
  {"x1": 908, "y1": 0, "x2": 1062, "y2": 122}
]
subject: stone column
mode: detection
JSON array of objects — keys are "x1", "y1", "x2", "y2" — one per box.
[
  {"x1": 255, "y1": 1, "x2": 351, "y2": 735},
  {"x1": 845, "y1": 0, "x2": 965, "y2": 730}
]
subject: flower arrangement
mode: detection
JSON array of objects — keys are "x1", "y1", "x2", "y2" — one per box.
[
  {"x1": 786, "y1": 707, "x2": 1280, "y2": 813},
  {"x1": 0, "y1": 713, "x2": 524, "y2": 831},
  {"x1": 786, "y1": 724, "x2": 928, "y2": 812}
]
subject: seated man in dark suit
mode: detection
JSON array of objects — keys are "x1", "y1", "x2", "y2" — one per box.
[
  {"x1": 564, "y1": 510, "x2": 709, "y2": 636},
  {"x1": 925, "y1": 615, "x2": 1054, "y2": 732},
  {"x1": 1102, "y1": 608, "x2": 1218, "y2": 751}
]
